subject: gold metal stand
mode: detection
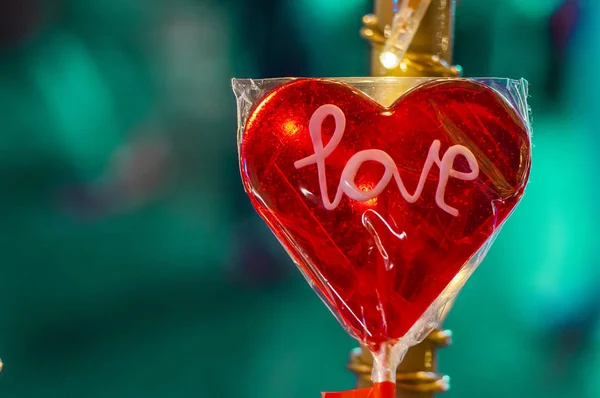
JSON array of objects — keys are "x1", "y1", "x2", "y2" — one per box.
[
  {"x1": 361, "y1": 0, "x2": 461, "y2": 77},
  {"x1": 349, "y1": 1, "x2": 460, "y2": 396},
  {"x1": 348, "y1": 330, "x2": 452, "y2": 397}
]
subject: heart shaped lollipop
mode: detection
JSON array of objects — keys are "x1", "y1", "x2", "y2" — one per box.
[{"x1": 239, "y1": 79, "x2": 531, "y2": 350}]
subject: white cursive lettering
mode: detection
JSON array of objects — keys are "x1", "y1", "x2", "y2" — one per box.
[{"x1": 294, "y1": 104, "x2": 479, "y2": 216}]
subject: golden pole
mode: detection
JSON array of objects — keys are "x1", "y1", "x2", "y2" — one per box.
[
  {"x1": 349, "y1": 1, "x2": 460, "y2": 397},
  {"x1": 361, "y1": 0, "x2": 461, "y2": 77}
]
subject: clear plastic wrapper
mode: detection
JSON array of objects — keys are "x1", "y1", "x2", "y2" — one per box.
[
  {"x1": 380, "y1": 0, "x2": 432, "y2": 69},
  {"x1": 233, "y1": 77, "x2": 532, "y2": 396}
]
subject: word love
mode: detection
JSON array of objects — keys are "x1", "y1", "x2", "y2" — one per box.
[{"x1": 294, "y1": 104, "x2": 480, "y2": 216}]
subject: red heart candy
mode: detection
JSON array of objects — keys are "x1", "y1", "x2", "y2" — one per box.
[{"x1": 240, "y1": 79, "x2": 531, "y2": 349}]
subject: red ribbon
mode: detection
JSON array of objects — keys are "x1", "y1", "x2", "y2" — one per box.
[{"x1": 322, "y1": 382, "x2": 396, "y2": 398}]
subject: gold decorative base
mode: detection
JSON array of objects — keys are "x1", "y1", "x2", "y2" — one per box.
[{"x1": 348, "y1": 330, "x2": 452, "y2": 398}]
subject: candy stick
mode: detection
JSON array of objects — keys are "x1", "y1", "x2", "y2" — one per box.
[
  {"x1": 371, "y1": 382, "x2": 396, "y2": 398},
  {"x1": 370, "y1": 342, "x2": 405, "y2": 398}
]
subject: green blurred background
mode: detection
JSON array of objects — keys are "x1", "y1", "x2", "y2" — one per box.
[{"x1": 0, "y1": 0, "x2": 598, "y2": 397}]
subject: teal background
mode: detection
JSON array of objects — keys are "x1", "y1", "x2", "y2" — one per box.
[{"x1": 0, "y1": 0, "x2": 598, "y2": 397}]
